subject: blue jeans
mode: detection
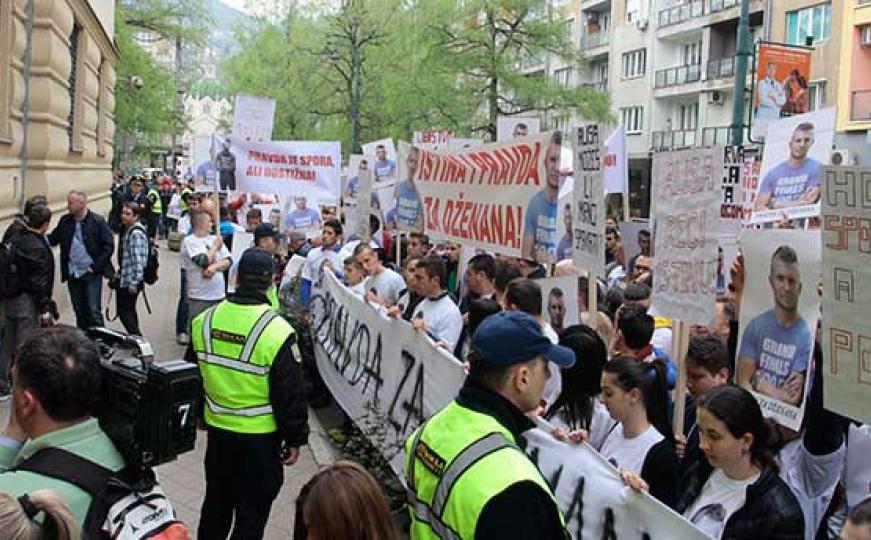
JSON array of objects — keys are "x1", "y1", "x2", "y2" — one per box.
[
  {"x1": 175, "y1": 268, "x2": 189, "y2": 335},
  {"x1": 68, "y1": 272, "x2": 104, "y2": 330}
]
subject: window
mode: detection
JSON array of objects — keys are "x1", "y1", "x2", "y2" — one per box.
[
  {"x1": 808, "y1": 81, "x2": 826, "y2": 111},
  {"x1": 554, "y1": 68, "x2": 572, "y2": 87},
  {"x1": 679, "y1": 102, "x2": 699, "y2": 130},
  {"x1": 621, "y1": 106, "x2": 644, "y2": 133},
  {"x1": 68, "y1": 22, "x2": 82, "y2": 151},
  {"x1": 596, "y1": 61, "x2": 609, "y2": 87},
  {"x1": 786, "y1": 3, "x2": 831, "y2": 45},
  {"x1": 622, "y1": 49, "x2": 647, "y2": 79},
  {"x1": 202, "y1": 101, "x2": 212, "y2": 115},
  {"x1": 563, "y1": 19, "x2": 574, "y2": 39},
  {"x1": 626, "y1": 0, "x2": 641, "y2": 23},
  {"x1": 683, "y1": 42, "x2": 702, "y2": 65}
]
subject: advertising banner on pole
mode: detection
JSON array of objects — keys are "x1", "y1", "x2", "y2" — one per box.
[
  {"x1": 571, "y1": 123, "x2": 606, "y2": 277},
  {"x1": 752, "y1": 43, "x2": 812, "y2": 140},
  {"x1": 651, "y1": 147, "x2": 724, "y2": 326},
  {"x1": 821, "y1": 166, "x2": 871, "y2": 424},
  {"x1": 411, "y1": 133, "x2": 563, "y2": 261},
  {"x1": 233, "y1": 93, "x2": 276, "y2": 142}
]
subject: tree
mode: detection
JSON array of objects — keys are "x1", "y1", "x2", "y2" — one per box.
[{"x1": 431, "y1": 0, "x2": 610, "y2": 140}]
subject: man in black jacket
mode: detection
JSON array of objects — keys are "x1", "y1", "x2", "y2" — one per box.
[
  {"x1": 0, "y1": 204, "x2": 57, "y2": 399},
  {"x1": 48, "y1": 190, "x2": 114, "y2": 330}
]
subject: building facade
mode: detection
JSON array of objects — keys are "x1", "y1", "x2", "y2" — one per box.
[
  {"x1": 835, "y1": 0, "x2": 871, "y2": 160},
  {"x1": 0, "y1": 0, "x2": 117, "y2": 228}
]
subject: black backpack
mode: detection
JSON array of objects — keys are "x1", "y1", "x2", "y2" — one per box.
[
  {"x1": 144, "y1": 241, "x2": 159, "y2": 285},
  {"x1": 15, "y1": 448, "x2": 189, "y2": 539}
]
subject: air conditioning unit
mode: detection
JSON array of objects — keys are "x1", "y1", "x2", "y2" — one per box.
[
  {"x1": 831, "y1": 149, "x2": 856, "y2": 166},
  {"x1": 862, "y1": 25, "x2": 871, "y2": 47},
  {"x1": 708, "y1": 90, "x2": 725, "y2": 105},
  {"x1": 636, "y1": 17, "x2": 649, "y2": 31}
]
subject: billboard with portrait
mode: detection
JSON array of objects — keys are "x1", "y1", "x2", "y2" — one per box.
[
  {"x1": 752, "y1": 43, "x2": 812, "y2": 140},
  {"x1": 497, "y1": 116, "x2": 542, "y2": 141}
]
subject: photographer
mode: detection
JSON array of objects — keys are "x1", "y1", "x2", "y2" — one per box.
[
  {"x1": 113, "y1": 201, "x2": 149, "y2": 336},
  {"x1": 0, "y1": 326, "x2": 125, "y2": 525}
]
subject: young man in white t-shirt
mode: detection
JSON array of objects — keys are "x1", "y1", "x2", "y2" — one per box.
[
  {"x1": 353, "y1": 243, "x2": 406, "y2": 307},
  {"x1": 300, "y1": 219, "x2": 344, "y2": 304},
  {"x1": 410, "y1": 254, "x2": 462, "y2": 352},
  {"x1": 181, "y1": 209, "x2": 231, "y2": 332}
]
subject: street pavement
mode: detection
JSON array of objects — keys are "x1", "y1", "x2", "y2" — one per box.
[{"x1": 0, "y1": 235, "x2": 338, "y2": 538}]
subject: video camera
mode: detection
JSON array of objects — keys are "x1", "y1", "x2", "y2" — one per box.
[{"x1": 86, "y1": 328, "x2": 200, "y2": 468}]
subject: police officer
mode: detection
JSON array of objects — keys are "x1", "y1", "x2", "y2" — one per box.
[
  {"x1": 189, "y1": 247, "x2": 309, "y2": 539},
  {"x1": 406, "y1": 310, "x2": 574, "y2": 539},
  {"x1": 145, "y1": 181, "x2": 162, "y2": 239}
]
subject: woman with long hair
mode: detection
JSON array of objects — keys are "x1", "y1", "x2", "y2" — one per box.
[
  {"x1": 294, "y1": 461, "x2": 397, "y2": 540},
  {"x1": 623, "y1": 385, "x2": 803, "y2": 539},
  {"x1": 544, "y1": 325, "x2": 613, "y2": 449},
  {"x1": 0, "y1": 490, "x2": 80, "y2": 540},
  {"x1": 598, "y1": 356, "x2": 679, "y2": 506}
]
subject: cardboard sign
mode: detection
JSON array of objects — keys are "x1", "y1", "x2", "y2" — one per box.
[{"x1": 571, "y1": 123, "x2": 606, "y2": 277}]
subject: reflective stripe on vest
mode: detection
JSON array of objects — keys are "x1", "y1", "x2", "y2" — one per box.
[
  {"x1": 180, "y1": 188, "x2": 192, "y2": 212},
  {"x1": 148, "y1": 189, "x2": 163, "y2": 213},
  {"x1": 192, "y1": 301, "x2": 293, "y2": 434}
]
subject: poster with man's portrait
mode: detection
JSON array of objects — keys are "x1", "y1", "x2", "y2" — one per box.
[
  {"x1": 751, "y1": 108, "x2": 836, "y2": 224},
  {"x1": 497, "y1": 116, "x2": 542, "y2": 141},
  {"x1": 535, "y1": 275, "x2": 580, "y2": 336},
  {"x1": 735, "y1": 229, "x2": 821, "y2": 430},
  {"x1": 361, "y1": 138, "x2": 397, "y2": 187}
]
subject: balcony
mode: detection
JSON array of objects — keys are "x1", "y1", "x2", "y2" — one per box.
[
  {"x1": 851, "y1": 90, "x2": 871, "y2": 122},
  {"x1": 658, "y1": 0, "x2": 704, "y2": 28},
  {"x1": 581, "y1": 80, "x2": 608, "y2": 92},
  {"x1": 706, "y1": 57, "x2": 735, "y2": 80},
  {"x1": 701, "y1": 126, "x2": 742, "y2": 146},
  {"x1": 580, "y1": 31, "x2": 610, "y2": 50},
  {"x1": 655, "y1": 64, "x2": 701, "y2": 88},
  {"x1": 652, "y1": 129, "x2": 698, "y2": 150},
  {"x1": 708, "y1": 0, "x2": 739, "y2": 13}
]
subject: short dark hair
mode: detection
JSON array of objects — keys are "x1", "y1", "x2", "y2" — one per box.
[
  {"x1": 325, "y1": 219, "x2": 343, "y2": 236},
  {"x1": 468, "y1": 254, "x2": 497, "y2": 281},
  {"x1": 468, "y1": 298, "x2": 502, "y2": 338},
  {"x1": 121, "y1": 201, "x2": 142, "y2": 218},
  {"x1": 639, "y1": 229, "x2": 651, "y2": 238},
  {"x1": 14, "y1": 326, "x2": 103, "y2": 421},
  {"x1": 616, "y1": 304, "x2": 654, "y2": 349},
  {"x1": 505, "y1": 278, "x2": 542, "y2": 316},
  {"x1": 409, "y1": 232, "x2": 430, "y2": 246},
  {"x1": 794, "y1": 122, "x2": 814, "y2": 134},
  {"x1": 494, "y1": 261, "x2": 522, "y2": 295},
  {"x1": 246, "y1": 208, "x2": 262, "y2": 221},
  {"x1": 623, "y1": 282, "x2": 652, "y2": 303},
  {"x1": 549, "y1": 287, "x2": 564, "y2": 299},
  {"x1": 343, "y1": 256, "x2": 363, "y2": 272},
  {"x1": 771, "y1": 245, "x2": 798, "y2": 271},
  {"x1": 26, "y1": 204, "x2": 52, "y2": 229},
  {"x1": 848, "y1": 496, "x2": 871, "y2": 527},
  {"x1": 686, "y1": 333, "x2": 730, "y2": 376},
  {"x1": 369, "y1": 214, "x2": 380, "y2": 235},
  {"x1": 417, "y1": 254, "x2": 447, "y2": 288},
  {"x1": 23, "y1": 194, "x2": 47, "y2": 215}
]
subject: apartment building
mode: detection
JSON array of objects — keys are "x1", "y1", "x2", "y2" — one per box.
[
  {"x1": 835, "y1": 0, "x2": 871, "y2": 162},
  {"x1": 537, "y1": 0, "x2": 845, "y2": 214},
  {"x1": 0, "y1": 0, "x2": 118, "y2": 227}
]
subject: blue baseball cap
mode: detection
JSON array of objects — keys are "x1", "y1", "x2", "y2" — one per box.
[{"x1": 471, "y1": 311, "x2": 575, "y2": 368}]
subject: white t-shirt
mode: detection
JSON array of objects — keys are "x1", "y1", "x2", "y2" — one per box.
[
  {"x1": 177, "y1": 215, "x2": 192, "y2": 236},
  {"x1": 599, "y1": 424, "x2": 664, "y2": 474},
  {"x1": 413, "y1": 293, "x2": 463, "y2": 351},
  {"x1": 182, "y1": 234, "x2": 231, "y2": 301},
  {"x1": 684, "y1": 468, "x2": 761, "y2": 540},
  {"x1": 779, "y1": 438, "x2": 846, "y2": 540},
  {"x1": 347, "y1": 279, "x2": 369, "y2": 298},
  {"x1": 302, "y1": 245, "x2": 344, "y2": 283},
  {"x1": 541, "y1": 322, "x2": 563, "y2": 409},
  {"x1": 368, "y1": 267, "x2": 406, "y2": 306},
  {"x1": 550, "y1": 399, "x2": 615, "y2": 451}
]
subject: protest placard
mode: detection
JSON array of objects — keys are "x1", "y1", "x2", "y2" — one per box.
[
  {"x1": 524, "y1": 424, "x2": 708, "y2": 540},
  {"x1": 497, "y1": 116, "x2": 541, "y2": 141},
  {"x1": 282, "y1": 196, "x2": 324, "y2": 239},
  {"x1": 721, "y1": 146, "x2": 745, "y2": 222},
  {"x1": 651, "y1": 147, "x2": 723, "y2": 326},
  {"x1": 536, "y1": 275, "x2": 579, "y2": 334},
  {"x1": 751, "y1": 108, "x2": 836, "y2": 224},
  {"x1": 227, "y1": 231, "x2": 254, "y2": 293},
  {"x1": 411, "y1": 132, "x2": 563, "y2": 261},
  {"x1": 603, "y1": 125, "x2": 627, "y2": 195},
  {"x1": 571, "y1": 123, "x2": 605, "y2": 277},
  {"x1": 361, "y1": 138, "x2": 398, "y2": 186},
  {"x1": 233, "y1": 93, "x2": 276, "y2": 142},
  {"x1": 821, "y1": 166, "x2": 871, "y2": 424},
  {"x1": 413, "y1": 130, "x2": 454, "y2": 150},
  {"x1": 231, "y1": 137, "x2": 341, "y2": 203},
  {"x1": 735, "y1": 229, "x2": 821, "y2": 431}
]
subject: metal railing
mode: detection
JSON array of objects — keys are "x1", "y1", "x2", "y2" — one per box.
[
  {"x1": 658, "y1": 0, "x2": 704, "y2": 28},
  {"x1": 651, "y1": 129, "x2": 698, "y2": 150},
  {"x1": 654, "y1": 64, "x2": 702, "y2": 88},
  {"x1": 580, "y1": 31, "x2": 610, "y2": 49},
  {"x1": 581, "y1": 80, "x2": 608, "y2": 92},
  {"x1": 708, "y1": 0, "x2": 739, "y2": 13},
  {"x1": 701, "y1": 126, "x2": 740, "y2": 146},
  {"x1": 851, "y1": 90, "x2": 871, "y2": 121},
  {"x1": 706, "y1": 57, "x2": 735, "y2": 80}
]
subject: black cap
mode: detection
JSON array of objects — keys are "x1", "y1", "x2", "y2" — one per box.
[
  {"x1": 238, "y1": 248, "x2": 274, "y2": 281},
  {"x1": 254, "y1": 223, "x2": 278, "y2": 244}
]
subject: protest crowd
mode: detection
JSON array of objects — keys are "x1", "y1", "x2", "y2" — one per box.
[{"x1": 0, "y1": 123, "x2": 869, "y2": 540}]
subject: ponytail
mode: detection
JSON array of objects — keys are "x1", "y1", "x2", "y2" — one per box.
[
  {"x1": 602, "y1": 357, "x2": 675, "y2": 443},
  {"x1": 0, "y1": 490, "x2": 80, "y2": 540}
]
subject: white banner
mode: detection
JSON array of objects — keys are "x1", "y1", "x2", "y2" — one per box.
[
  {"x1": 231, "y1": 137, "x2": 341, "y2": 203},
  {"x1": 413, "y1": 130, "x2": 454, "y2": 151},
  {"x1": 736, "y1": 229, "x2": 821, "y2": 431},
  {"x1": 233, "y1": 94, "x2": 276, "y2": 142},
  {"x1": 651, "y1": 147, "x2": 724, "y2": 326},
  {"x1": 411, "y1": 133, "x2": 564, "y2": 262},
  {"x1": 821, "y1": 166, "x2": 871, "y2": 424},
  {"x1": 361, "y1": 138, "x2": 398, "y2": 186},
  {"x1": 571, "y1": 123, "x2": 606, "y2": 277},
  {"x1": 524, "y1": 424, "x2": 708, "y2": 540},
  {"x1": 603, "y1": 125, "x2": 627, "y2": 194}
]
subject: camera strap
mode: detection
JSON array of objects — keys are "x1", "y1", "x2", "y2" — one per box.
[{"x1": 104, "y1": 287, "x2": 119, "y2": 322}]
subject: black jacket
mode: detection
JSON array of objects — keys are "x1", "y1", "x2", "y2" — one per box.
[
  {"x1": 453, "y1": 379, "x2": 567, "y2": 540},
  {"x1": 185, "y1": 292, "x2": 310, "y2": 448},
  {"x1": 10, "y1": 229, "x2": 56, "y2": 314},
  {"x1": 48, "y1": 211, "x2": 114, "y2": 281},
  {"x1": 673, "y1": 460, "x2": 804, "y2": 540}
]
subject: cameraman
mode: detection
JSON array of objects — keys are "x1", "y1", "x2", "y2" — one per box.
[
  {"x1": 0, "y1": 326, "x2": 125, "y2": 524},
  {"x1": 188, "y1": 247, "x2": 309, "y2": 539}
]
